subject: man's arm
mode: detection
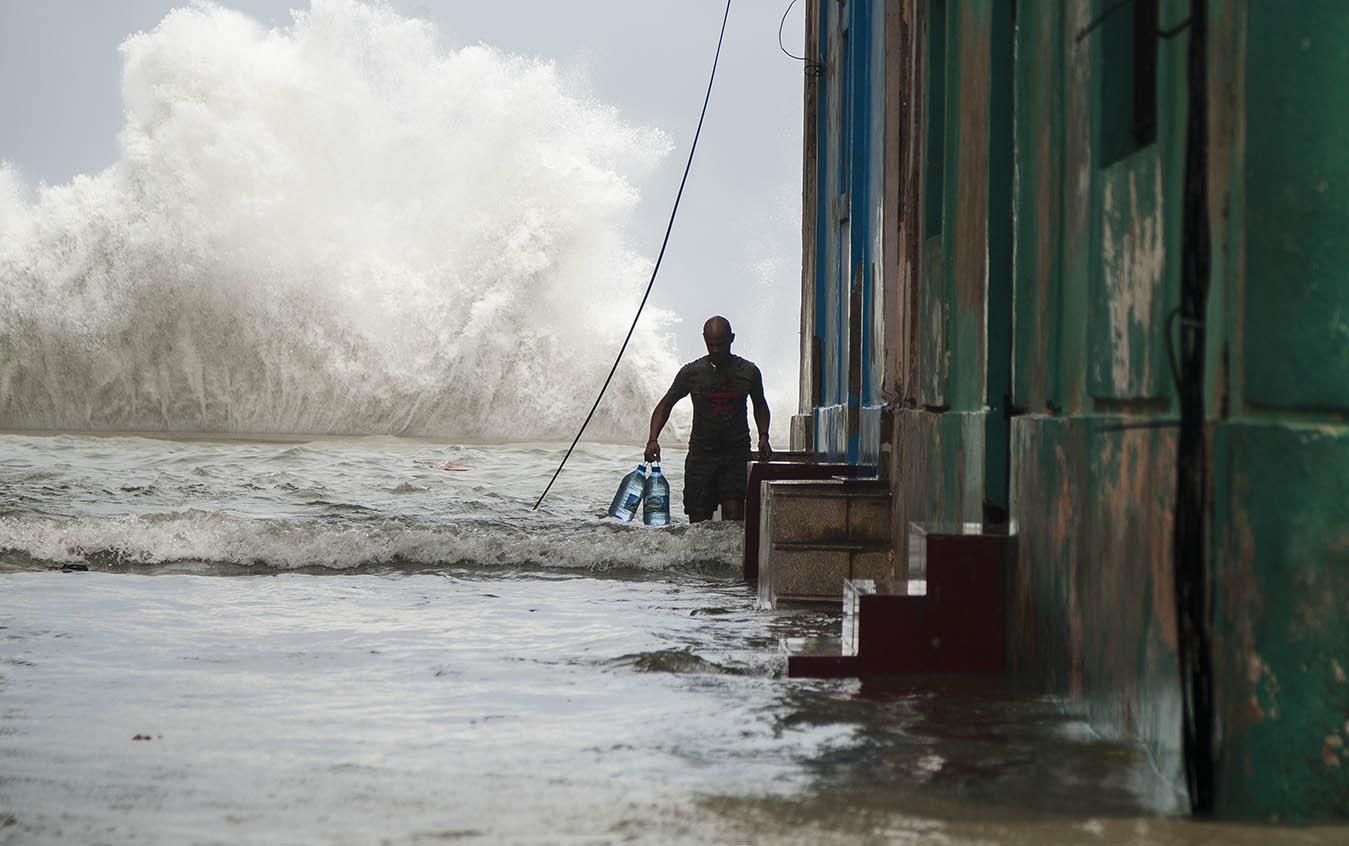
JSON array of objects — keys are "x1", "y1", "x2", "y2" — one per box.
[
  {"x1": 645, "y1": 391, "x2": 678, "y2": 463},
  {"x1": 751, "y1": 381, "x2": 772, "y2": 461}
]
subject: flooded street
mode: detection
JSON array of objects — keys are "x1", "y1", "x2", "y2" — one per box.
[{"x1": 2, "y1": 435, "x2": 1343, "y2": 843}]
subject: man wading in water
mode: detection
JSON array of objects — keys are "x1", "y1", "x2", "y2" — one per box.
[{"x1": 645, "y1": 315, "x2": 772, "y2": 522}]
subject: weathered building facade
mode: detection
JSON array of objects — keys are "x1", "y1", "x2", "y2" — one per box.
[{"x1": 790, "y1": 0, "x2": 1349, "y2": 820}]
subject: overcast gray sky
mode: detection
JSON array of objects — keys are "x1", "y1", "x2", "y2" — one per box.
[{"x1": 0, "y1": 0, "x2": 806, "y2": 415}]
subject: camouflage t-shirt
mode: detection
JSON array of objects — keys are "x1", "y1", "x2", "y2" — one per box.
[{"x1": 666, "y1": 354, "x2": 763, "y2": 453}]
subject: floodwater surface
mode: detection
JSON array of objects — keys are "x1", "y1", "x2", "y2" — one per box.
[{"x1": 1, "y1": 435, "x2": 1344, "y2": 844}]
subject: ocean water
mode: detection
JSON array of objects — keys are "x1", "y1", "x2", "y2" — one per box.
[{"x1": 1, "y1": 433, "x2": 1345, "y2": 845}]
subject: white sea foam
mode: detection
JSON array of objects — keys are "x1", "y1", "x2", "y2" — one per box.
[
  {"x1": 0, "y1": 510, "x2": 742, "y2": 573},
  {"x1": 0, "y1": 0, "x2": 677, "y2": 440},
  {"x1": 0, "y1": 434, "x2": 735, "y2": 573}
]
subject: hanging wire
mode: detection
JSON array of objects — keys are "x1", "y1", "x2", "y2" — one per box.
[
  {"x1": 778, "y1": 0, "x2": 823, "y2": 78},
  {"x1": 778, "y1": 0, "x2": 806, "y2": 60},
  {"x1": 532, "y1": 0, "x2": 733, "y2": 511},
  {"x1": 1077, "y1": 0, "x2": 1192, "y2": 43},
  {"x1": 1076, "y1": 0, "x2": 1135, "y2": 42}
]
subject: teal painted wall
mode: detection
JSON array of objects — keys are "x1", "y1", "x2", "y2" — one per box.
[
  {"x1": 889, "y1": 0, "x2": 1011, "y2": 568},
  {"x1": 1003, "y1": 0, "x2": 1192, "y2": 801},
  {"x1": 1207, "y1": 0, "x2": 1349, "y2": 820},
  {"x1": 1211, "y1": 423, "x2": 1349, "y2": 819},
  {"x1": 803, "y1": 0, "x2": 1349, "y2": 819},
  {"x1": 1008, "y1": 416, "x2": 1183, "y2": 796},
  {"x1": 1240, "y1": 2, "x2": 1349, "y2": 412},
  {"x1": 1005, "y1": 0, "x2": 1349, "y2": 820}
]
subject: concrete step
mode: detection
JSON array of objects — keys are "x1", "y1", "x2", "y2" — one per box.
[
  {"x1": 786, "y1": 523, "x2": 1014, "y2": 678},
  {"x1": 756, "y1": 477, "x2": 894, "y2": 607},
  {"x1": 742, "y1": 459, "x2": 862, "y2": 582},
  {"x1": 780, "y1": 636, "x2": 859, "y2": 678}
]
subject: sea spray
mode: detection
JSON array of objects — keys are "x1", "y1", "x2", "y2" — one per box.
[{"x1": 0, "y1": 0, "x2": 679, "y2": 440}]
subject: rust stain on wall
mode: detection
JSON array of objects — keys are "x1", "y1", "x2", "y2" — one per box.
[
  {"x1": 1100, "y1": 166, "x2": 1165, "y2": 394},
  {"x1": 1060, "y1": 1, "x2": 1092, "y2": 414},
  {"x1": 954, "y1": 7, "x2": 990, "y2": 400},
  {"x1": 1047, "y1": 440, "x2": 1085, "y2": 696},
  {"x1": 1222, "y1": 471, "x2": 1265, "y2": 730},
  {"x1": 954, "y1": 9, "x2": 989, "y2": 317}
]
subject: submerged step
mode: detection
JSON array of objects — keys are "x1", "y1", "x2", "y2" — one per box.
[
  {"x1": 782, "y1": 636, "x2": 861, "y2": 678},
  {"x1": 787, "y1": 521, "x2": 1014, "y2": 679}
]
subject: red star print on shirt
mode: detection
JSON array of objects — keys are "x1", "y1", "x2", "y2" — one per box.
[{"x1": 703, "y1": 382, "x2": 744, "y2": 417}]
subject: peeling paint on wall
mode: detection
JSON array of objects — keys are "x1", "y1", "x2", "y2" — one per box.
[
  {"x1": 1098, "y1": 162, "x2": 1165, "y2": 397},
  {"x1": 809, "y1": 0, "x2": 1349, "y2": 821}
]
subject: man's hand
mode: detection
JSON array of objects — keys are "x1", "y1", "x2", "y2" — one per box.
[
  {"x1": 757, "y1": 433, "x2": 773, "y2": 461},
  {"x1": 645, "y1": 439, "x2": 661, "y2": 464}
]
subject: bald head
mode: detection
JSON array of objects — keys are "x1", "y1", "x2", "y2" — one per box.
[{"x1": 702, "y1": 315, "x2": 734, "y2": 366}]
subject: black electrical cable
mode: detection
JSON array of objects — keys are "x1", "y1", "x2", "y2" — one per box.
[
  {"x1": 532, "y1": 0, "x2": 732, "y2": 511},
  {"x1": 778, "y1": 0, "x2": 805, "y2": 61},
  {"x1": 1174, "y1": 0, "x2": 1215, "y2": 814},
  {"x1": 778, "y1": 0, "x2": 823, "y2": 79}
]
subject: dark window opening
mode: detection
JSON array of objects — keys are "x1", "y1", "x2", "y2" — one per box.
[
  {"x1": 1099, "y1": 0, "x2": 1158, "y2": 165},
  {"x1": 1133, "y1": 0, "x2": 1158, "y2": 144}
]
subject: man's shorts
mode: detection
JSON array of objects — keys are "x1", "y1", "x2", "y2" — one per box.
[{"x1": 683, "y1": 447, "x2": 750, "y2": 516}]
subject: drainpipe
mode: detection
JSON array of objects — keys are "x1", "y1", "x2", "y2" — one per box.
[{"x1": 1174, "y1": 0, "x2": 1215, "y2": 815}]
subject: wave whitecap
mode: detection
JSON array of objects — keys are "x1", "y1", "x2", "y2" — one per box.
[
  {"x1": 0, "y1": 511, "x2": 744, "y2": 574},
  {"x1": 0, "y1": 0, "x2": 677, "y2": 441}
]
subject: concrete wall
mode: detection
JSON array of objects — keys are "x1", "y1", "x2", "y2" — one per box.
[
  {"x1": 799, "y1": 0, "x2": 892, "y2": 467},
  {"x1": 856, "y1": 0, "x2": 1190, "y2": 795},
  {"x1": 1008, "y1": 416, "x2": 1183, "y2": 788},
  {"x1": 1005, "y1": 0, "x2": 1189, "y2": 796},
  {"x1": 1207, "y1": 0, "x2": 1349, "y2": 818},
  {"x1": 890, "y1": 0, "x2": 1005, "y2": 555},
  {"x1": 799, "y1": 0, "x2": 1349, "y2": 819},
  {"x1": 795, "y1": 0, "x2": 821, "y2": 447}
]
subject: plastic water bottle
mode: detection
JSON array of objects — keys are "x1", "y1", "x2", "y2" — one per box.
[
  {"x1": 642, "y1": 464, "x2": 670, "y2": 526},
  {"x1": 607, "y1": 464, "x2": 647, "y2": 521}
]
